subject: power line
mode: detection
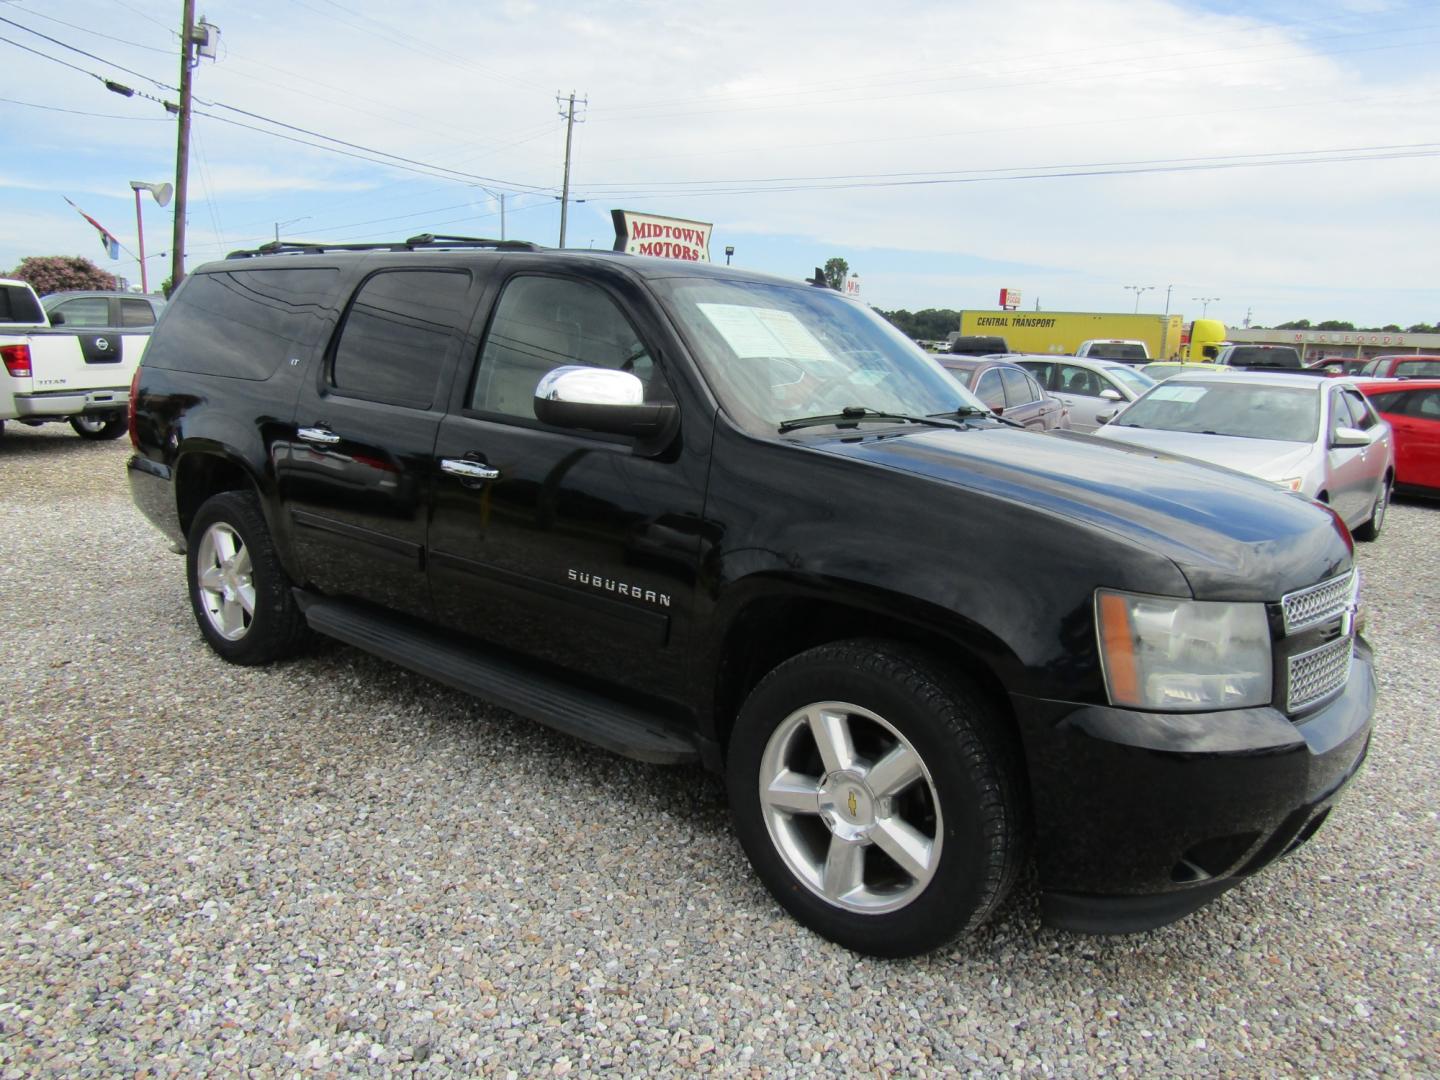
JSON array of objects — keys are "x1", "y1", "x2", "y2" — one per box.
[
  {"x1": 0, "y1": 94, "x2": 171, "y2": 120},
  {"x1": 578, "y1": 146, "x2": 1440, "y2": 201},
  {"x1": 9, "y1": 5, "x2": 176, "y2": 54},
  {"x1": 577, "y1": 141, "x2": 1440, "y2": 192},
  {"x1": 0, "y1": 20, "x2": 559, "y2": 198},
  {"x1": 0, "y1": 13, "x2": 172, "y2": 90}
]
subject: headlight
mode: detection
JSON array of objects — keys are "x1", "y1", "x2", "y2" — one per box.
[{"x1": 1095, "y1": 590, "x2": 1272, "y2": 711}]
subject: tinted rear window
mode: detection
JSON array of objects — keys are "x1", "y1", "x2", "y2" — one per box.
[
  {"x1": 0, "y1": 283, "x2": 44, "y2": 324},
  {"x1": 1227, "y1": 346, "x2": 1301, "y2": 368},
  {"x1": 145, "y1": 268, "x2": 343, "y2": 380},
  {"x1": 1086, "y1": 343, "x2": 1147, "y2": 360},
  {"x1": 330, "y1": 269, "x2": 472, "y2": 408}
]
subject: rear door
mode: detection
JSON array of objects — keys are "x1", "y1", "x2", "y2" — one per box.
[
  {"x1": 280, "y1": 265, "x2": 481, "y2": 620},
  {"x1": 426, "y1": 267, "x2": 708, "y2": 701},
  {"x1": 1388, "y1": 387, "x2": 1440, "y2": 488}
]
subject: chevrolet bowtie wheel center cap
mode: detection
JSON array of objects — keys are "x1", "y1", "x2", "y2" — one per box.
[{"x1": 818, "y1": 771, "x2": 877, "y2": 843}]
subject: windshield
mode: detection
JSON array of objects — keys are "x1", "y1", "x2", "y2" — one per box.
[
  {"x1": 1102, "y1": 364, "x2": 1155, "y2": 395},
  {"x1": 653, "y1": 277, "x2": 988, "y2": 434},
  {"x1": 1117, "y1": 381, "x2": 1320, "y2": 442}
]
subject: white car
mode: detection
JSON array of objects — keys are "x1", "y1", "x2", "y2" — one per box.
[
  {"x1": 1093, "y1": 372, "x2": 1394, "y2": 538},
  {"x1": 1011, "y1": 355, "x2": 1156, "y2": 432},
  {"x1": 1075, "y1": 339, "x2": 1149, "y2": 362}
]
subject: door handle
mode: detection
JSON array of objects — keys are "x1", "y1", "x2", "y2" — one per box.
[
  {"x1": 440, "y1": 458, "x2": 500, "y2": 481},
  {"x1": 297, "y1": 426, "x2": 341, "y2": 446}
]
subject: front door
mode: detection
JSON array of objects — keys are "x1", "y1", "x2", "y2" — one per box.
[
  {"x1": 427, "y1": 270, "x2": 709, "y2": 702},
  {"x1": 279, "y1": 266, "x2": 479, "y2": 619}
]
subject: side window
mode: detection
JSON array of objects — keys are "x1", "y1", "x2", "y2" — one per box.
[
  {"x1": 1367, "y1": 391, "x2": 1405, "y2": 415},
  {"x1": 974, "y1": 369, "x2": 1005, "y2": 411},
  {"x1": 1057, "y1": 364, "x2": 1102, "y2": 397},
  {"x1": 1022, "y1": 362, "x2": 1055, "y2": 389},
  {"x1": 52, "y1": 296, "x2": 111, "y2": 327},
  {"x1": 1359, "y1": 358, "x2": 1382, "y2": 376},
  {"x1": 1342, "y1": 389, "x2": 1376, "y2": 430},
  {"x1": 120, "y1": 298, "x2": 157, "y2": 327},
  {"x1": 1397, "y1": 359, "x2": 1440, "y2": 378},
  {"x1": 1415, "y1": 389, "x2": 1440, "y2": 418},
  {"x1": 331, "y1": 270, "x2": 471, "y2": 408},
  {"x1": 471, "y1": 275, "x2": 657, "y2": 421},
  {"x1": 143, "y1": 268, "x2": 343, "y2": 381},
  {"x1": 1000, "y1": 367, "x2": 1038, "y2": 406}
]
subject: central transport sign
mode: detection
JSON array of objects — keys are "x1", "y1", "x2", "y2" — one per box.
[{"x1": 612, "y1": 210, "x2": 713, "y2": 262}]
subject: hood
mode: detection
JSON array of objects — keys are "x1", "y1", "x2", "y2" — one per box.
[
  {"x1": 1093, "y1": 427, "x2": 1314, "y2": 482},
  {"x1": 811, "y1": 426, "x2": 1351, "y2": 600}
]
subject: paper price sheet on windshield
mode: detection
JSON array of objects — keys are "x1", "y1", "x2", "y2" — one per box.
[
  {"x1": 1149, "y1": 385, "x2": 1208, "y2": 403},
  {"x1": 697, "y1": 304, "x2": 836, "y2": 365}
]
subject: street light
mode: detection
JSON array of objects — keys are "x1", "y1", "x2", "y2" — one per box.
[
  {"x1": 476, "y1": 188, "x2": 507, "y2": 240},
  {"x1": 273, "y1": 216, "x2": 311, "y2": 243},
  {"x1": 1124, "y1": 285, "x2": 1154, "y2": 313},
  {"x1": 1193, "y1": 296, "x2": 1220, "y2": 317},
  {"x1": 725, "y1": 245, "x2": 734, "y2": 265},
  {"x1": 129, "y1": 180, "x2": 173, "y2": 294}
]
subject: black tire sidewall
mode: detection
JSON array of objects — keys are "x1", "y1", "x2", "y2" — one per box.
[
  {"x1": 727, "y1": 643, "x2": 1012, "y2": 957},
  {"x1": 70, "y1": 414, "x2": 127, "y2": 440}
]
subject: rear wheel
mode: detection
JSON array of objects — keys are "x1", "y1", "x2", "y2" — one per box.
[
  {"x1": 186, "y1": 491, "x2": 310, "y2": 664},
  {"x1": 1353, "y1": 479, "x2": 1390, "y2": 541},
  {"x1": 726, "y1": 640, "x2": 1024, "y2": 957},
  {"x1": 70, "y1": 413, "x2": 128, "y2": 440}
]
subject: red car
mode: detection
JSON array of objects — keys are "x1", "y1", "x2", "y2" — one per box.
[
  {"x1": 1355, "y1": 378, "x2": 1440, "y2": 496},
  {"x1": 1356, "y1": 354, "x2": 1440, "y2": 380}
]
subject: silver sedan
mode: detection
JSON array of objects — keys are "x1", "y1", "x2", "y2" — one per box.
[
  {"x1": 1093, "y1": 372, "x2": 1395, "y2": 539},
  {"x1": 1011, "y1": 355, "x2": 1156, "y2": 432}
]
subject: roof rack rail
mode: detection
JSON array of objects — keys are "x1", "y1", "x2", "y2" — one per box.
[{"x1": 225, "y1": 235, "x2": 544, "y2": 259}]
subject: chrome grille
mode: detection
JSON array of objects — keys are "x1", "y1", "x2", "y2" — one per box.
[
  {"x1": 1287, "y1": 636, "x2": 1353, "y2": 712},
  {"x1": 1281, "y1": 572, "x2": 1355, "y2": 635}
]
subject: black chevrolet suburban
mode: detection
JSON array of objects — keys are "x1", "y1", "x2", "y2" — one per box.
[{"x1": 128, "y1": 236, "x2": 1376, "y2": 957}]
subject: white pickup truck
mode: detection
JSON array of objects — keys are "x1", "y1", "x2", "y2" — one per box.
[{"x1": 1, "y1": 277, "x2": 151, "y2": 441}]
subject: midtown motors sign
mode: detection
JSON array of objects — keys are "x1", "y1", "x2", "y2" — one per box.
[{"x1": 612, "y1": 210, "x2": 713, "y2": 261}]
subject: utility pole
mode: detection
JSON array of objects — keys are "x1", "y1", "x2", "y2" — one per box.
[
  {"x1": 171, "y1": 6, "x2": 218, "y2": 289},
  {"x1": 171, "y1": 0, "x2": 196, "y2": 290},
  {"x1": 557, "y1": 91, "x2": 586, "y2": 247}
]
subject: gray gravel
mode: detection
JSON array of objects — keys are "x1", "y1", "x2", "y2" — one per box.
[{"x1": 1, "y1": 422, "x2": 1437, "y2": 1077}]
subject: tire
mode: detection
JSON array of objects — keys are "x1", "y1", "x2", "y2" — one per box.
[
  {"x1": 186, "y1": 491, "x2": 311, "y2": 665},
  {"x1": 726, "y1": 640, "x2": 1025, "y2": 957},
  {"x1": 70, "y1": 413, "x2": 128, "y2": 440},
  {"x1": 1353, "y1": 479, "x2": 1389, "y2": 541}
]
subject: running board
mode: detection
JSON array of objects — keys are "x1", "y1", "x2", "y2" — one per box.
[{"x1": 297, "y1": 594, "x2": 698, "y2": 765}]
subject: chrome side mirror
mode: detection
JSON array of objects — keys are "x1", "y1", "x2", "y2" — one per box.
[{"x1": 534, "y1": 365, "x2": 676, "y2": 438}]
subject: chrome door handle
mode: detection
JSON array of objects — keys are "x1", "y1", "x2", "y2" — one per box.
[
  {"x1": 440, "y1": 458, "x2": 500, "y2": 481},
  {"x1": 297, "y1": 426, "x2": 341, "y2": 446}
]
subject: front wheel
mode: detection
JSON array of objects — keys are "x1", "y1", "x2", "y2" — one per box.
[
  {"x1": 726, "y1": 641, "x2": 1025, "y2": 957},
  {"x1": 70, "y1": 413, "x2": 128, "y2": 440},
  {"x1": 186, "y1": 491, "x2": 311, "y2": 664},
  {"x1": 1353, "y1": 479, "x2": 1389, "y2": 541}
]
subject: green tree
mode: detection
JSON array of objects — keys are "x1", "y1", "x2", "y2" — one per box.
[
  {"x1": 8, "y1": 255, "x2": 118, "y2": 295},
  {"x1": 1315, "y1": 320, "x2": 1355, "y2": 331},
  {"x1": 1276, "y1": 319, "x2": 1312, "y2": 330},
  {"x1": 822, "y1": 257, "x2": 849, "y2": 291}
]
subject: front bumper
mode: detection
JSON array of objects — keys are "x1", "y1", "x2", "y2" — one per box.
[{"x1": 1014, "y1": 636, "x2": 1376, "y2": 933}]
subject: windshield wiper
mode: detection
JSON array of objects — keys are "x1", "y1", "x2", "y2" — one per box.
[
  {"x1": 938, "y1": 405, "x2": 1026, "y2": 429},
  {"x1": 779, "y1": 406, "x2": 966, "y2": 433}
]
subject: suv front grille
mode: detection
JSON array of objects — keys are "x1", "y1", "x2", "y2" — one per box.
[
  {"x1": 1281, "y1": 572, "x2": 1355, "y2": 635},
  {"x1": 1287, "y1": 636, "x2": 1354, "y2": 712}
]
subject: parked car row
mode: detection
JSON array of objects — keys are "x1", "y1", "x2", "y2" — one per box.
[{"x1": 925, "y1": 341, "x2": 1434, "y2": 527}]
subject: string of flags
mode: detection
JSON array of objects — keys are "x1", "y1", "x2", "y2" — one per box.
[{"x1": 63, "y1": 196, "x2": 122, "y2": 260}]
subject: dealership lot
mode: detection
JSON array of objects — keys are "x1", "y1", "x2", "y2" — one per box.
[{"x1": 1, "y1": 427, "x2": 1436, "y2": 1075}]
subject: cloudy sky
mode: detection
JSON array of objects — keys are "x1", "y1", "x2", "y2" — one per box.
[{"x1": 3, "y1": 0, "x2": 1438, "y2": 328}]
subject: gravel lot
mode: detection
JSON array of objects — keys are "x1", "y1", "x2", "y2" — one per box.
[{"x1": 1, "y1": 423, "x2": 1436, "y2": 1077}]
